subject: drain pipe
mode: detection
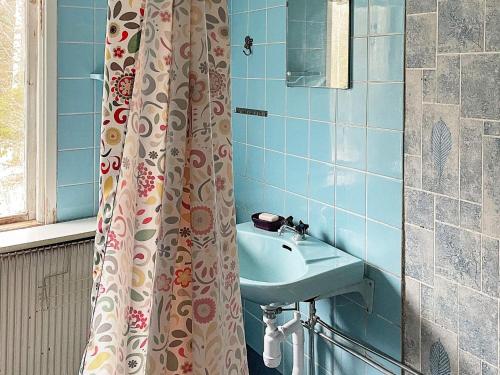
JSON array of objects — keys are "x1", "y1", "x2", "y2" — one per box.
[{"x1": 263, "y1": 308, "x2": 304, "y2": 375}]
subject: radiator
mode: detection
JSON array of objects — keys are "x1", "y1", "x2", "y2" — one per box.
[{"x1": 0, "y1": 239, "x2": 94, "y2": 375}]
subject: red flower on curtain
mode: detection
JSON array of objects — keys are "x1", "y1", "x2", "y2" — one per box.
[{"x1": 174, "y1": 268, "x2": 192, "y2": 288}]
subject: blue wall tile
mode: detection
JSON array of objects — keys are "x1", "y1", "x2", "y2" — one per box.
[
  {"x1": 246, "y1": 146, "x2": 265, "y2": 181},
  {"x1": 367, "y1": 83, "x2": 404, "y2": 130},
  {"x1": 231, "y1": 13, "x2": 248, "y2": 46},
  {"x1": 266, "y1": 80, "x2": 286, "y2": 114},
  {"x1": 248, "y1": 10, "x2": 267, "y2": 43},
  {"x1": 285, "y1": 193, "x2": 308, "y2": 222},
  {"x1": 310, "y1": 89, "x2": 336, "y2": 122},
  {"x1": 310, "y1": 122, "x2": 335, "y2": 163},
  {"x1": 267, "y1": 7, "x2": 286, "y2": 43},
  {"x1": 58, "y1": 114, "x2": 94, "y2": 150},
  {"x1": 263, "y1": 185, "x2": 286, "y2": 214},
  {"x1": 233, "y1": 142, "x2": 247, "y2": 176},
  {"x1": 249, "y1": 0, "x2": 266, "y2": 11},
  {"x1": 308, "y1": 201, "x2": 335, "y2": 245},
  {"x1": 336, "y1": 125, "x2": 366, "y2": 170},
  {"x1": 309, "y1": 162, "x2": 335, "y2": 205},
  {"x1": 369, "y1": 0, "x2": 405, "y2": 35},
  {"x1": 286, "y1": 155, "x2": 308, "y2": 195},
  {"x1": 368, "y1": 35, "x2": 404, "y2": 82},
  {"x1": 58, "y1": 43, "x2": 94, "y2": 78},
  {"x1": 286, "y1": 86, "x2": 309, "y2": 118},
  {"x1": 265, "y1": 115, "x2": 285, "y2": 151},
  {"x1": 286, "y1": 118, "x2": 309, "y2": 157},
  {"x1": 233, "y1": 113, "x2": 247, "y2": 143},
  {"x1": 232, "y1": 46, "x2": 248, "y2": 77},
  {"x1": 352, "y1": 0, "x2": 369, "y2": 36},
  {"x1": 247, "y1": 79, "x2": 266, "y2": 109},
  {"x1": 247, "y1": 46, "x2": 266, "y2": 78},
  {"x1": 367, "y1": 220, "x2": 402, "y2": 276},
  {"x1": 232, "y1": 0, "x2": 248, "y2": 13},
  {"x1": 367, "y1": 128, "x2": 403, "y2": 178},
  {"x1": 94, "y1": 8, "x2": 107, "y2": 42},
  {"x1": 247, "y1": 116, "x2": 265, "y2": 146},
  {"x1": 58, "y1": 79, "x2": 94, "y2": 114},
  {"x1": 58, "y1": 149, "x2": 94, "y2": 185},
  {"x1": 232, "y1": 78, "x2": 247, "y2": 108},
  {"x1": 265, "y1": 151, "x2": 285, "y2": 188},
  {"x1": 352, "y1": 38, "x2": 368, "y2": 81},
  {"x1": 266, "y1": 44, "x2": 286, "y2": 79},
  {"x1": 366, "y1": 175, "x2": 403, "y2": 228},
  {"x1": 337, "y1": 82, "x2": 367, "y2": 126},
  {"x1": 57, "y1": 184, "x2": 95, "y2": 221},
  {"x1": 336, "y1": 167, "x2": 366, "y2": 215},
  {"x1": 58, "y1": 7, "x2": 93, "y2": 43},
  {"x1": 335, "y1": 209, "x2": 366, "y2": 259},
  {"x1": 366, "y1": 266, "x2": 401, "y2": 325}
]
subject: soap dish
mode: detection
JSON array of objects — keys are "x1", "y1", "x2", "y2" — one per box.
[{"x1": 251, "y1": 213, "x2": 285, "y2": 232}]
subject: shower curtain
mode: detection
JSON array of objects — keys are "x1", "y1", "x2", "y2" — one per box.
[{"x1": 80, "y1": 0, "x2": 248, "y2": 374}]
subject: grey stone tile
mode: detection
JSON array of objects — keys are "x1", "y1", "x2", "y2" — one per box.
[
  {"x1": 459, "y1": 287, "x2": 498, "y2": 364},
  {"x1": 460, "y1": 201, "x2": 482, "y2": 232},
  {"x1": 405, "y1": 224, "x2": 435, "y2": 286},
  {"x1": 405, "y1": 188, "x2": 434, "y2": 230},
  {"x1": 436, "y1": 195, "x2": 460, "y2": 226},
  {"x1": 460, "y1": 350, "x2": 481, "y2": 375},
  {"x1": 407, "y1": 0, "x2": 436, "y2": 14},
  {"x1": 422, "y1": 104, "x2": 460, "y2": 197},
  {"x1": 485, "y1": 0, "x2": 500, "y2": 51},
  {"x1": 403, "y1": 277, "x2": 421, "y2": 370},
  {"x1": 435, "y1": 222, "x2": 481, "y2": 289},
  {"x1": 482, "y1": 236, "x2": 499, "y2": 298},
  {"x1": 404, "y1": 155, "x2": 422, "y2": 188},
  {"x1": 421, "y1": 284, "x2": 434, "y2": 321},
  {"x1": 484, "y1": 121, "x2": 500, "y2": 136},
  {"x1": 438, "y1": 0, "x2": 485, "y2": 53},
  {"x1": 405, "y1": 70, "x2": 422, "y2": 155},
  {"x1": 423, "y1": 70, "x2": 437, "y2": 103},
  {"x1": 436, "y1": 55, "x2": 460, "y2": 104},
  {"x1": 460, "y1": 120, "x2": 483, "y2": 203},
  {"x1": 421, "y1": 319, "x2": 458, "y2": 374},
  {"x1": 406, "y1": 14, "x2": 437, "y2": 68},
  {"x1": 461, "y1": 54, "x2": 500, "y2": 121},
  {"x1": 483, "y1": 137, "x2": 500, "y2": 237},
  {"x1": 483, "y1": 363, "x2": 499, "y2": 375},
  {"x1": 434, "y1": 276, "x2": 458, "y2": 332}
]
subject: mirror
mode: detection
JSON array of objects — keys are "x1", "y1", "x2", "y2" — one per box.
[{"x1": 287, "y1": 0, "x2": 350, "y2": 89}]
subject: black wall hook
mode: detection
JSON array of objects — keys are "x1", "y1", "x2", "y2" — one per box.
[{"x1": 243, "y1": 36, "x2": 253, "y2": 56}]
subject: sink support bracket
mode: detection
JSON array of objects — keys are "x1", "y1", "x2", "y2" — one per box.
[{"x1": 318, "y1": 278, "x2": 374, "y2": 313}]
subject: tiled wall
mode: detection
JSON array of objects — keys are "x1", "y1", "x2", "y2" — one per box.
[
  {"x1": 403, "y1": 0, "x2": 500, "y2": 374},
  {"x1": 229, "y1": 0, "x2": 405, "y2": 373},
  {"x1": 56, "y1": 0, "x2": 106, "y2": 221}
]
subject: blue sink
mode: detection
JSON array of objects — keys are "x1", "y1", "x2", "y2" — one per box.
[{"x1": 237, "y1": 222, "x2": 368, "y2": 307}]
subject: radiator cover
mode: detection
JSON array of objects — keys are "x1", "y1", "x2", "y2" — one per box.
[{"x1": 0, "y1": 239, "x2": 94, "y2": 375}]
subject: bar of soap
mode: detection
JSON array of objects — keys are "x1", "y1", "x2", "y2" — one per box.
[{"x1": 258, "y1": 213, "x2": 279, "y2": 222}]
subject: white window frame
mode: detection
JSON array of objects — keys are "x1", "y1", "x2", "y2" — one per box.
[{"x1": 0, "y1": 0, "x2": 57, "y2": 229}]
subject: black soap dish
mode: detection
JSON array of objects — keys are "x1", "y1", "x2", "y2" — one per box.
[{"x1": 251, "y1": 213, "x2": 285, "y2": 232}]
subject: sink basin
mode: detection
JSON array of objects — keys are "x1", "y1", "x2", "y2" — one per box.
[{"x1": 237, "y1": 222, "x2": 366, "y2": 307}]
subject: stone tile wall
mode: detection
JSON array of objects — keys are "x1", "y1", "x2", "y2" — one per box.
[{"x1": 403, "y1": 0, "x2": 500, "y2": 373}]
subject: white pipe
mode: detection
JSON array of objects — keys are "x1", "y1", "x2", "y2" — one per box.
[{"x1": 263, "y1": 311, "x2": 304, "y2": 375}]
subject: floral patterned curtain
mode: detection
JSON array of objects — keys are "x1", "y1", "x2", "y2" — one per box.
[{"x1": 80, "y1": 0, "x2": 248, "y2": 374}]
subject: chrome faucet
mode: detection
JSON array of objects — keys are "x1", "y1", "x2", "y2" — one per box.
[{"x1": 278, "y1": 217, "x2": 309, "y2": 242}]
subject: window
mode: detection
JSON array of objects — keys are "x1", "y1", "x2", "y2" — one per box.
[{"x1": 0, "y1": 0, "x2": 57, "y2": 227}]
